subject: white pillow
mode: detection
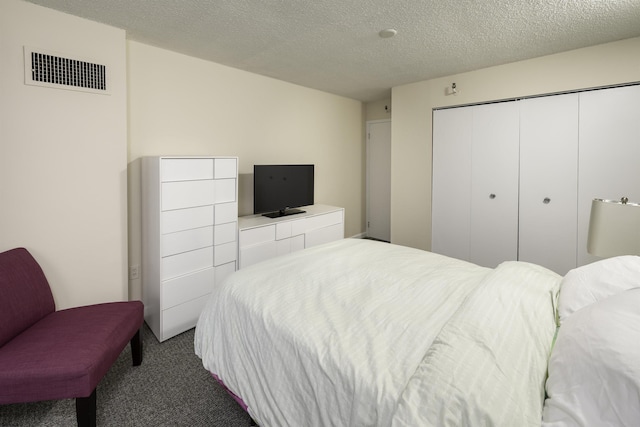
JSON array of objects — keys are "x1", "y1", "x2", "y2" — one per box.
[
  {"x1": 542, "y1": 288, "x2": 640, "y2": 426},
  {"x1": 557, "y1": 255, "x2": 640, "y2": 324}
]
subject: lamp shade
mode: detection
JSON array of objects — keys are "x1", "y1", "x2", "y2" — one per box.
[{"x1": 587, "y1": 198, "x2": 640, "y2": 257}]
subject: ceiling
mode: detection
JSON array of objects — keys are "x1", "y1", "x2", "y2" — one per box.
[{"x1": 24, "y1": 0, "x2": 640, "y2": 102}]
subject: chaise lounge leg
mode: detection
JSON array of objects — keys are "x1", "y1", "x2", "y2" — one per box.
[
  {"x1": 76, "y1": 389, "x2": 97, "y2": 427},
  {"x1": 131, "y1": 329, "x2": 143, "y2": 366}
]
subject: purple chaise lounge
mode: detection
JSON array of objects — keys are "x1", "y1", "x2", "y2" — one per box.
[{"x1": 0, "y1": 247, "x2": 144, "y2": 427}]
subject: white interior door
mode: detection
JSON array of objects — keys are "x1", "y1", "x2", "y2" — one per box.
[
  {"x1": 469, "y1": 102, "x2": 520, "y2": 268},
  {"x1": 366, "y1": 120, "x2": 391, "y2": 241},
  {"x1": 519, "y1": 93, "x2": 579, "y2": 275},
  {"x1": 432, "y1": 107, "x2": 473, "y2": 260}
]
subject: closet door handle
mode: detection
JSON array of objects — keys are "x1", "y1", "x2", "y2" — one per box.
[
  {"x1": 543, "y1": 197, "x2": 551, "y2": 204},
  {"x1": 489, "y1": 193, "x2": 496, "y2": 199}
]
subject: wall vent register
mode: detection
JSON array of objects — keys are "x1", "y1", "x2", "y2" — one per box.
[{"x1": 23, "y1": 46, "x2": 108, "y2": 94}]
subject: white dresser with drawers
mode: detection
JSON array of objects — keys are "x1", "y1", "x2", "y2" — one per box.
[
  {"x1": 141, "y1": 156, "x2": 238, "y2": 341},
  {"x1": 238, "y1": 204, "x2": 344, "y2": 269}
]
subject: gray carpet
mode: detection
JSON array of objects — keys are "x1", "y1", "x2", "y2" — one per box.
[{"x1": 0, "y1": 324, "x2": 252, "y2": 426}]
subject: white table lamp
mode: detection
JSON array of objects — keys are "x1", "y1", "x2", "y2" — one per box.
[{"x1": 587, "y1": 197, "x2": 640, "y2": 257}]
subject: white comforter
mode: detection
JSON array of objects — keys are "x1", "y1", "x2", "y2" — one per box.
[{"x1": 195, "y1": 239, "x2": 561, "y2": 426}]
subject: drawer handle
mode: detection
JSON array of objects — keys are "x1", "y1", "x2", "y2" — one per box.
[
  {"x1": 543, "y1": 197, "x2": 551, "y2": 204},
  {"x1": 489, "y1": 193, "x2": 496, "y2": 199}
]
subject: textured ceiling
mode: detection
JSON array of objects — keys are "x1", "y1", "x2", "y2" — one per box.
[{"x1": 24, "y1": 0, "x2": 640, "y2": 102}]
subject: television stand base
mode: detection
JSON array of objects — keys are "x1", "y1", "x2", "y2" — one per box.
[{"x1": 262, "y1": 208, "x2": 306, "y2": 219}]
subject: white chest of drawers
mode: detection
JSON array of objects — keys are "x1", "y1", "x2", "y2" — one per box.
[
  {"x1": 141, "y1": 156, "x2": 238, "y2": 341},
  {"x1": 238, "y1": 205, "x2": 344, "y2": 269}
]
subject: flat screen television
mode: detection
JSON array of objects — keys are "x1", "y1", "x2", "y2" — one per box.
[{"x1": 253, "y1": 164, "x2": 314, "y2": 218}]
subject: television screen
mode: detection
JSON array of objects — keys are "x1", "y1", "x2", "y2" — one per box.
[{"x1": 253, "y1": 164, "x2": 314, "y2": 218}]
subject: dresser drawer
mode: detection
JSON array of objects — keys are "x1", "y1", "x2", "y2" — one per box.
[
  {"x1": 214, "y1": 158, "x2": 237, "y2": 179},
  {"x1": 215, "y1": 261, "x2": 236, "y2": 284},
  {"x1": 161, "y1": 246, "x2": 213, "y2": 281},
  {"x1": 306, "y1": 222, "x2": 344, "y2": 248},
  {"x1": 214, "y1": 241, "x2": 237, "y2": 266},
  {"x1": 276, "y1": 221, "x2": 294, "y2": 240},
  {"x1": 161, "y1": 293, "x2": 210, "y2": 340},
  {"x1": 215, "y1": 202, "x2": 237, "y2": 224},
  {"x1": 161, "y1": 158, "x2": 213, "y2": 182},
  {"x1": 162, "y1": 267, "x2": 215, "y2": 309},
  {"x1": 240, "y1": 241, "x2": 278, "y2": 268},
  {"x1": 214, "y1": 179, "x2": 236, "y2": 203},
  {"x1": 292, "y1": 210, "x2": 343, "y2": 234},
  {"x1": 276, "y1": 234, "x2": 305, "y2": 256},
  {"x1": 162, "y1": 226, "x2": 213, "y2": 257},
  {"x1": 162, "y1": 180, "x2": 215, "y2": 211},
  {"x1": 162, "y1": 205, "x2": 214, "y2": 234},
  {"x1": 240, "y1": 225, "x2": 276, "y2": 248},
  {"x1": 214, "y1": 222, "x2": 236, "y2": 245}
]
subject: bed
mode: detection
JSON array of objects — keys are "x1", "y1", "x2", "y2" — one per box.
[{"x1": 194, "y1": 238, "x2": 640, "y2": 427}]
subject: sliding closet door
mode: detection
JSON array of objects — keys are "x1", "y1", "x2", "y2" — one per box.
[
  {"x1": 519, "y1": 94, "x2": 578, "y2": 275},
  {"x1": 578, "y1": 85, "x2": 640, "y2": 267},
  {"x1": 468, "y1": 102, "x2": 520, "y2": 268},
  {"x1": 432, "y1": 107, "x2": 473, "y2": 260}
]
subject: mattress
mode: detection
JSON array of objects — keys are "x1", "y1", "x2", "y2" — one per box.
[{"x1": 195, "y1": 238, "x2": 561, "y2": 426}]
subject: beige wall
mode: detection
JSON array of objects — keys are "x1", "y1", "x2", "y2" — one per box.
[
  {"x1": 391, "y1": 37, "x2": 640, "y2": 250},
  {"x1": 127, "y1": 42, "x2": 364, "y2": 299},
  {"x1": 365, "y1": 98, "x2": 392, "y2": 121},
  {"x1": 0, "y1": 0, "x2": 128, "y2": 308},
  {"x1": 8, "y1": 0, "x2": 636, "y2": 306}
]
